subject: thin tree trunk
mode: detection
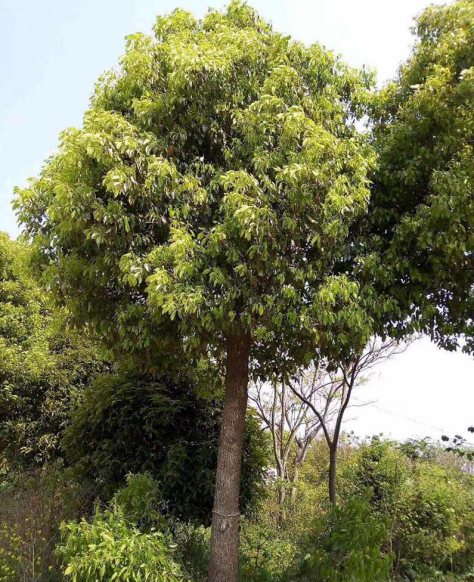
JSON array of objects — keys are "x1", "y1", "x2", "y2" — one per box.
[
  {"x1": 290, "y1": 467, "x2": 299, "y2": 504},
  {"x1": 208, "y1": 332, "x2": 251, "y2": 582},
  {"x1": 328, "y1": 445, "x2": 337, "y2": 505},
  {"x1": 290, "y1": 446, "x2": 306, "y2": 503}
]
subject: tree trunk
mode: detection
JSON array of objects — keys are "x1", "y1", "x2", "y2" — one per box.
[
  {"x1": 208, "y1": 332, "x2": 251, "y2": 582},
  {"x1": 290, "y1": 461, "x2": 301, "y2": 504},
  {"x1": 328, "y1": 445, "x2": 337, "y2": 505}
]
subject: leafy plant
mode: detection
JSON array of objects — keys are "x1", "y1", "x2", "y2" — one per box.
[
  {"x1": 0, "y1": 231, "x2": 110, "y2": 471},
  {"x1": 343, "y1": 437, "x2": 474, "y2": 579},
  {"x1": 239, "y1": 519, "x2": 297, "y2": 582},
  {"x1": 58, "y1": 505, "x2": 189, "y2": 582},
  {"x1": 63, "y1": 372, "x2": 269, "y2": 524},
  {"x1": 294, "y1": 496, "x2": 393, "y2": 582},
  {"x1": 112, "y1": 473, "x2": 167, "y2": 531}
]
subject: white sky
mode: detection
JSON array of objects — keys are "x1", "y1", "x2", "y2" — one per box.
[{"x1": 1, "y1": 0, "x2": 472, "y2": 442}]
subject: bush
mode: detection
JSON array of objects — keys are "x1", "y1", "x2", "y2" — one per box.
[
  {"x1": 293, "y1": 496, "x2": 393, "y2": 582},
  {"x1": 0, "y1": 466, "x2": 83, "y2": 582},
  {"x1": 58, "y1": 505, "x2": 189, "y2": 582},
  {"x1": 173, "y1": 522, "x2": 211, "y2": 582},
  {"x1": 239, "y1": 519, "x2": 298, "y2": 582},
  {"x1": 343, "y1": 437, "x2": 474, "y2": 580},
  {"x1": 63, "y1": 373, "x2": 269, "y2": 524},
  {"x1": 112, "y1": 473, "x2": 168, "y2": 531}
]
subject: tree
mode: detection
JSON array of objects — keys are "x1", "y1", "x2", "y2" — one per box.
[
  {"x1": 288, "y1": 338, "x2": 408, "y2": 504},
  {"x1": 0, "y1": 232, "x2": 109, "y2": 470},
  {"x1": 15, "y1": 4, "x2": 376, "y2": 580},
  {"x1": 369, "y1": 0, "x2": 474, "y2": 351},
  {"x1": 250, "y1": 367, "x2": 337, "y2": 505}
]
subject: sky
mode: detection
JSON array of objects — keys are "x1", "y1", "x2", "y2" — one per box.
[{"x1": 1, "y1": 0, "x2": 473, "y2": 442}]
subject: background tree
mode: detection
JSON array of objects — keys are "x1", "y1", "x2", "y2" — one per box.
[
  {"x1": 369, "y1": 0, "x2": 474, "y2": 351},
  {"x1": 15, "y1": 3, "x2": 378, "y2": 579},
  {"x1": 288, "y1": 338, "x2": 409, "y2": 504},
  {"x1": 0, "y1": 232, "x2": 109, "y2": 470},
  {"x1": 250, "y1": 367, "x2": 337, "y2": 505}
]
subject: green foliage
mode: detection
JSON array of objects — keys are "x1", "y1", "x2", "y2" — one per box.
[
  {"x1": 173, "y1": 519, "x2": 297, "y2": 582},
  {"x1": 112, "y1": 473, "x2": 167, "y2": 531},
  {"x1": 239, "y1": 519, "x2": 298, "y2": 582},
  {"x1": 0, "y1": 231, "x2": 110, "y2": 470},
  {"x1": 173, "y1": 522, "x2": 211, "y2": 582},
  {"x1": 343, "y1": 438, "x2": 474, "y2": 579},
  {"x1": 293, "y1": 495, "x2": 392, "y2": 582},
  {"x1": 58, "y1": 505, "x2": 189, "y2": 582},
  {"x1": 15, "y1": 1, "x2": 377, "y2": 376},
  {"x1": 0, "y1": 466, "x2": 83, "y2": 582},
  {"x1": 371, "y1": 0, "x2": 474, "y2": 350},
  {"x1": 63, "y1": 372, "x2": 269, "y2": 524}
]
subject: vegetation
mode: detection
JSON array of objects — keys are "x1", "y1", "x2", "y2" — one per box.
[
  {"x1": 63, "y1": 372, "x2": 269, "y2": 524},
  {"x1": 2, "y1": 0, "x2": 474, "y2": 581}
]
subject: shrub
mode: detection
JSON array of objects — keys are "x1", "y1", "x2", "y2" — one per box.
[
  {"x1": 58, "y1": 505, "x2": 189, "y2": 582},
  {"x1": 293, "y1": 496, "x2": 393, "y2": 582},
  {"x1": 63, "y1": 373, "x2": 269, "y2": 524},
  {"x1": 112, "y1": 473, "x2": 167, "y2": 531},
  {"x1": 344, "y1": 437, "x2": 474, "y2": 580},
  {"x1": 173, "y1": 522, "x2": 211, "y2": 582},
  {"x1": 239, "y1": 519, "x2": 298, "y2": 582}
]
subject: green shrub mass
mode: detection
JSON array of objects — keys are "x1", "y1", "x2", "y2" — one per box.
[
  {"x1": 45, "y1": 439, "x2": 474, "y2": 582},
  {"x1": 57, "y1": 506, "x2": 188, "y2": 582},
  {"x1": 62, "y1": 373, "x2": 270, "y2": 524}
]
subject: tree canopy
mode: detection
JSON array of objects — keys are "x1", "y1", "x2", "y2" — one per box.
[
  {"x1": 0, "y1": 231, "x2": 110, "y2": 469},
  {"x1": 370, "y1": 0, "x2": 474, "y2": 351},
  {"x1": 15, "y1": 1, "x2": 378, "y2": 372}
]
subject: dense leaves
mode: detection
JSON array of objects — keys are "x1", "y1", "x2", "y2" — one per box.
[
  {"x1": 370, "y1": 0, "x2": 474, "y2": 350},
  {"x1": 58, "y1": 506, "x2": 189, "y2": 582},
  {"x1": 342, "y1": 438, "x2": 474, "y2": 579},
  {"x1": 63, "y1": 373, "x2": 269, "y2": 524},
  {"x1": 0, "y1": 232, "x2": 109, "y2": 469},
  {"x1": 15, "y1": 1, "x2": 378, "y2": 374},
  {"x1": 293, "y1": 496, "x2": 392, "y2": 582}
]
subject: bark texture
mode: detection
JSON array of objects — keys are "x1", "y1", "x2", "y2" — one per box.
[
  {"x1": 329, "y1": 445, "x2": 337, "y2": 505},
  {"x1": 208, "y1": 332, "x2": 251, "y2": 582}
]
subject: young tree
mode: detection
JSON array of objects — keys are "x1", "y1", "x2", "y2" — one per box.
[
  {"x1": 288, "y1": 338, "x2": 408, "y2": 504},
  {"x1": 15, "y1": 4, "x2": 376, "y2": 580},
  {"x1": 250, "y1": 367, "x2": 337, "y2": 505}
]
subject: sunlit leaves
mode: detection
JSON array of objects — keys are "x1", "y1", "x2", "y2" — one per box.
[
  {"x1": 15, "y1": 1, "x2": 376, "y2": 375},
  {"x1": 372, "y1": 0, "x2": 474, "y2": 352}
]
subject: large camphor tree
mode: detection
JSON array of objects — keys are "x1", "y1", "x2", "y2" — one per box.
[{"x1": 16, "y1": 3, "x2": 380, "y2": 580}]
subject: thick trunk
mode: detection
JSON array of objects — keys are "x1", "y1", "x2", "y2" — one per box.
[
  {"x1": 208, "y1": 333, "x2": 251, "y2": 582},
  {"x1": 328, "y1": 445, "x2": 337, "y2": 505}
]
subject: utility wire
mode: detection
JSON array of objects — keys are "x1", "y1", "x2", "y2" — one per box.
[{"x1": 350, "y1": 395, "x2": 447, "y2": 434}]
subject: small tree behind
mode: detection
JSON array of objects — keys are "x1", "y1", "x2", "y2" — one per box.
[
  {"x1": 288, "y1": 338, "x2": 410, "y2": 504},
  {"x1": 250, "y1": 368, "x2": 337, "y2": 505}
]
